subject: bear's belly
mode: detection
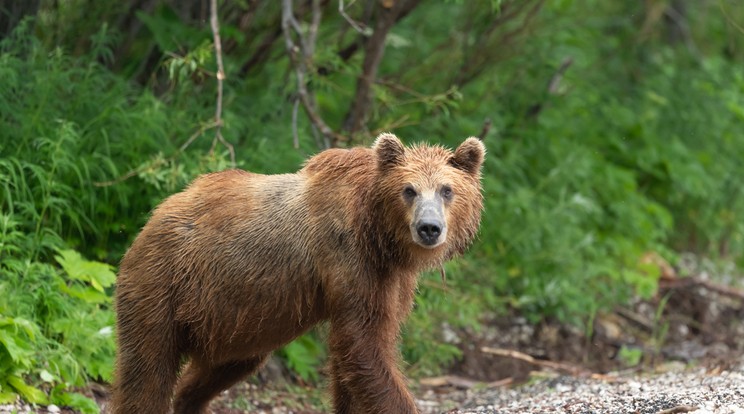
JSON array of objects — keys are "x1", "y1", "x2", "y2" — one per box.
[{"x1": 178, "y1": 278, "x2": 327, "y2": 362}]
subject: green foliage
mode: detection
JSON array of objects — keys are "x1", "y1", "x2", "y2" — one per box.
[
  {"x1": 2, "y1": 0, "x2": 744, "y2": 402},
  {"x1": 0, "y1": 21, "x2": 211, "y2": 410},
  {"x1": 617, "y1": 346, "x2": 643, "y2": 367},
  {"x1": 276, "y1": 334, "x2": 326, "y2": 383},
  {"x1": 0, "y1": 217, "x2": 114, "y2": 410}
]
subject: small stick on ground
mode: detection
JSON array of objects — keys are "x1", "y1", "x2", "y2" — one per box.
[
  {"x1": 656, "y1": 405, "x2": 699, "y2": 414},
  {"x1": 419, "y1": 375, "x2": 512, "y2": 390},
  {"x1": 660, "y1": 277, "x2": 744, "y2": 301},
  {"x1": 481, "y1": 347, "x2": 620, "y2": 382}
]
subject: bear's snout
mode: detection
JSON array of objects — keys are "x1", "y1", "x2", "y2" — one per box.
[
  {"x1": 412, "y1": 197, "x2": 447, "y2": 248},
  {"x1": 416, "y1": 220, "x2": 443, "y2": 245}
]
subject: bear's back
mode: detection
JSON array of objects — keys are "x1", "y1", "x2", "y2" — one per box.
[{"x1": 120, "y1": 170, "x2": 315, "y2": 287}]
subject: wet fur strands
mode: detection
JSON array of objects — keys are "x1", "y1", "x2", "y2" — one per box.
[{"x1": 110, "y1": 133, "x2": 485, "y2": 414}]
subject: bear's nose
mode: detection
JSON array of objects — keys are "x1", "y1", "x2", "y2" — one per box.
[{"x1": 416, "y1": 221, "x2": 442, "y2": 245}]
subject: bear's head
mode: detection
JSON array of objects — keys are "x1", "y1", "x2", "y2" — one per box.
[{"x1": 373, "y1": 133, "x2": 485, "y2": 262}]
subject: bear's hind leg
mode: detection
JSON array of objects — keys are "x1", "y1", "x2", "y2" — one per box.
[{"x1": 173, "y1": 354, "x2": 269, "y2": 414}]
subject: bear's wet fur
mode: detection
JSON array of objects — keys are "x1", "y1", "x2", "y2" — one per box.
[{"x1": 110, "y1": 133, "x2": 485, "y2": 414}]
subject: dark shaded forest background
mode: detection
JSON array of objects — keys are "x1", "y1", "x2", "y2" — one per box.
[{"x1": 1, "y1": 0, "x2": 743, "y2": 411}]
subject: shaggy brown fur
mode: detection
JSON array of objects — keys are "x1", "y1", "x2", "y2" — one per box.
[{"x1": 110, "y1": 133, "x2": 485, "y2": 414}]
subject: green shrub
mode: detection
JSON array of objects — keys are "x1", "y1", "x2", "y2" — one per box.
[{"x1": 0, "y1": 22, "x2": 206, "y2": 410}]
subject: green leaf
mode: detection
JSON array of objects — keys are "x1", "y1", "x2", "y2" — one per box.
[
  {"x1": 0, "y1": 329, "x2": 30, "y2": 363},
  {"x1": 55, "y1": 249, "x2": 116, "y2": 292},
  {"x1": 7, "y1": 375, "x2": 48, "y2": 404},
  {"x1": 39, "y1": 370, "x2": 55, "y2": 383},
  {"x1": 0, "y1": 389, "x2": 16, "y2": 404},
  {"x1": 58, "y1": 283, "x2": 110, "y2": 304},
  {"x1": 53, "y1": 392, "x2": 100, "y2": 414}
]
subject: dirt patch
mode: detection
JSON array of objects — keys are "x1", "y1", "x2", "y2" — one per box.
[{"x1": 447, "y1": 275, "x2": 744, "y2": 386}]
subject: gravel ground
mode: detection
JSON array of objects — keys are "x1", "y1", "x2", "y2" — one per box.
[
  {"x1": 423, "y1": 361, "x2": 744, "y2": 414},
  {"x1": 2, "y1": 363, "x2": 743, "y2": 413}
]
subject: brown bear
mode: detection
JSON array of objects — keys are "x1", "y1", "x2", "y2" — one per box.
[{"x1": 110, "y1": 133, "x2": 485, "y2": 414}]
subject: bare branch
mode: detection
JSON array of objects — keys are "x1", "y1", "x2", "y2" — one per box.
[
  {"x1": 478, "y1": 118, "x2": 492, "y2": 141},
  {"x1": 339, "y1": 0, "x2": 369, "y2": 34},
  {"x1": 720, "y1": 0, "x2": 744, "y2": 35},
  {"x1": 307, "y1": 0, "x2": 323, "y2": 56},
  {"x1": 660, "y1": 276, "x2": 744, "y2": 302},
  {"x1": 209, "y1": 0, "x2": 235, "y2": 166},
  {"x1": 342, "y1": 0, "x2": 421, "y2": 139},
  {"x1": 527, "y1": 56, "x2": 573, "y2": 118},
  {"x1": 547, "y1": 57, "x2": 573, "y2": 94},
  {"x1": 454, "y1": 0, "x2": 545, "y2": 87},
  {"x1": 292, "y1": 97, "x2": 300, "y2": 149},
  {"x1": 282, "y1": 0, "x2": 345, "y2": 148}
]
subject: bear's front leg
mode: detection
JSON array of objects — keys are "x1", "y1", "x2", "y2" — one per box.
[{"x1": 327, "y1": 313, "x2": 419, "y2": 414}]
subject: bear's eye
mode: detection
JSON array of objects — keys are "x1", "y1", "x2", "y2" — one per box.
[
  {"x1": 441, "y1": 186, "x2": 454, "y2": 201},
  {"x1": 403, "y1": 186, "x2": 417, "y2": 199}
]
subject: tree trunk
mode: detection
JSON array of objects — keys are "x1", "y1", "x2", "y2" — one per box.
[{"x1": 341, "y1": 0, "x2": 420, "y2": 141}]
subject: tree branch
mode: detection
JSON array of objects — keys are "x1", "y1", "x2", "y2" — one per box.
[
  {"x1": 454, "y1": 0, "x2": 545, "y2": 88},
  {"x1": 209, "y1": 0, "x2": 235, "y2": 166},
  {"x1": 339, "y1": 0, "x2": 369, "y2": 34},
  {"x1": 341, "y1": 0, "x2": 421, "y2": 139},
  {"x1": 478, "y1": 118, "x2": 492, "y2": 141},
  {"x1": 527, "y1": 56, "x2": 573, "y2": 118},
  {"x1": 282, "y1": 0, "x2": 345, "y2": 148}
]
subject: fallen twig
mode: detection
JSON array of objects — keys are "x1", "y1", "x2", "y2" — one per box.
[
  {"x1": 482, "y1": 347, "x2": 586, "y2": 376},
  {"x1": 656, "y1": 405, "x2": 699, "y2": 414},
  {"x1": 419, "y1": 375, "x2": 512, "y2": 390},
  {"x1": 615, "y1": 306, "x2": 655, "y2": 332},
  {"x1": 659, "y1": 276, "x2": 744, "y2": 301},
  {"x1": 481, "y1": 347, "x2": 620, "y2": 382}
]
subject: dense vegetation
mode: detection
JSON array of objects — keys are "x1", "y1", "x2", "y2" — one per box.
[{"x1": 1, "y1": 0, "x2": 743, "y2": 410}]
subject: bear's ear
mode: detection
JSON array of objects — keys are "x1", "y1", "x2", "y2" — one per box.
[
  {"x1": 449, "y1": 137, "x2": 486, "y2": 175},
  {"x1": 373, "y1": 133, "x2": 405, "y2": 170}
]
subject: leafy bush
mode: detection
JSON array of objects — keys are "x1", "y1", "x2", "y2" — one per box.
[
  {"x1": 0, "y1": 215, "x2": 114, "y2": 412},
  {"x1": 0, "y1": 22, "x2": 207, "y2": 410}
]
